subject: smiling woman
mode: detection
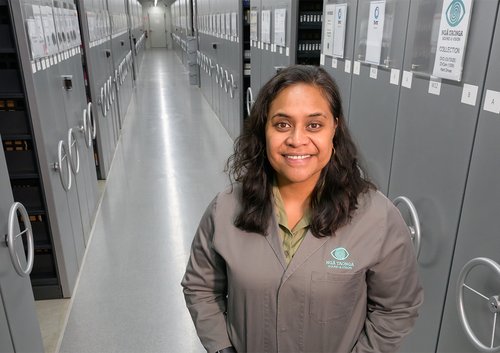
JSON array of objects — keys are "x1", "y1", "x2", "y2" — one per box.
[{"x1": 182, "y1": 65, "x2": 423, "y2": 353}]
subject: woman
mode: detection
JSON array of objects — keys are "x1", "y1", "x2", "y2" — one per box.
[{"x1": 182, "y1": 65, "x2": 423, "y2": 353}]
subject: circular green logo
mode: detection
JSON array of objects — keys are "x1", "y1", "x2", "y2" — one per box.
[
  {"x1": 331, "y1": 247, "x2": 349, "y2": 261},
  {"x1": 446, "y1": 0, "x2": 466, "y2": 27}
]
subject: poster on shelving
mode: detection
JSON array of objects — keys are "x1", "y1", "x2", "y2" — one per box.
[
  {"x1": 274, "y1": 8, "x2": 286, "y2": 47},
  {"x1": 365, "y1": 0, "x2": 386, "y2": 65},
  {"x1": 250, "y1": 10, "x2": 258, "y2": 41},
  {"x1": 322, "y1": 4, "x2": 335, "y2": 56},
  {"x1": 432, "y1": 0, "x2": 473, "y2": 81},
  {"x1": 333, "y1": 4, "x2": 347, "y2": 58},
  {"x1": 261, "y1": 10, "x2": 271, "y2": 44}
]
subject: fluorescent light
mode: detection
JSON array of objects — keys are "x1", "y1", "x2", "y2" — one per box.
[{"x1": 154, "y1": 0, "x2": 158, "y2": 6}]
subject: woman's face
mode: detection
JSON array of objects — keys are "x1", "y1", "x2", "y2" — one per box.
[{"x1": 265, "y1": 83, "x2": 337, "y2": 189}]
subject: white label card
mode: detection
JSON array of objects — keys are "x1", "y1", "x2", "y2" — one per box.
[
  {"x1": 333, "y1": 4, "x2": 347, "y2": 58},
  {"x1": 365, "y1": 0, "x2": 386, "y2": 65},
  {"x1": 484, "y1": 89, "x2": 500, "y2": 114},
  {"x1": 250, "y1": 10, "x2": 258, "y2": 41},
  {"x1": 370, "y1": 66, "x2": 378, "y2": 79},
  {"x1": 286, "y1": 47, "x2": 290, "y2": 56},
  {"x1": 390, "y1": 69, "x2": 400, "y2": 85},
  {"x1": 274, "y1": 8, "x2": 287, "y2": 47},
  {"x1": 345, "y1": 60, "x2": 351, "y2": 73},
  {"x1": 428, "y1": 77, "x2": 442, "y2": 95},
  {"x1": 353, "y1": 61, "x2": 361, "y2": 75},
  {"x1": 402, "y1": 70, "x2": 413, "y2": 89},
  {"x1": 320, "y1": 54, "x2": 325, "y2": 66},
  {"x1": 322, "y1": 4, "x2": 335, "y2": 56},
  {"x1": 461, "y1": 83, "x2": 478, "y2": 106},
  {"x1": 261, "y1": 10, "x2": 271, "y2": 44},
  {"x1": 432, "y1": 0, "x2": 473, "y2": 81},
  {"x1": 332, "y1": 58, "x2": 338, "y2": 68}
]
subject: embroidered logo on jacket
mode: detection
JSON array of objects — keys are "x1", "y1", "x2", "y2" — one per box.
[{"x1": 326, "y1": 247, "x2": 355, "y2": 270}]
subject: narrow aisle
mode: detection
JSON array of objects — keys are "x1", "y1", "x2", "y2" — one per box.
[{"x1": 58, "y1": 49, "x2": 234, "y2": 353}]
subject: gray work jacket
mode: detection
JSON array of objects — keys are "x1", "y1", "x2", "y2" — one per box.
[{"x1": 182, "y1": 186, "x2": 423, "y2": 353}]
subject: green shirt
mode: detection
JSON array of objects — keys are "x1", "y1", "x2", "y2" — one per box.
[{"x1": 272, "y1": 183, "x2": 311, "y2": 265}]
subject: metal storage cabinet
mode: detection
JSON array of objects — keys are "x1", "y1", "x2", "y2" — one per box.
[
  {"x1": 320, "y1": 0, "x2": 357, "y2": 121},
  {"x1": 347, "y1": 0, "x2": 410, "y2": 194},
  {"x1": 248, "y1": 0, "x2": 322, "y2": 108},
  {"x1": 4, "y1": 0, "x2": 92, "y2": 298},
  {"x1": 197, "y1": 0, "x2": 214, "y2": 110},
  {"x1": 57, "y1": 0, "x2": 99, "y2": 246},
  {"x1": 109, "y1": 0, "x2": 134, "y2": 130},
  {"x1": 193, "y1": 0, "x2": 243, "y2": 139},
  {"x1": 436, "y1": 4, "x2": 500, "y2": 351},
  {"x1": 386, "y1": 1, "x2": 500, "y2": 352},
  {"x1": 78, "y1": 0, "x2": 117, "y2": 180},
  {"x1": 0, "y1": 133, "x2": 43, "y2": 352}
]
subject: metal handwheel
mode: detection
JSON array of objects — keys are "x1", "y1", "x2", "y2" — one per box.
[
  {"x1": 87, "y1": 102, "x2": 96, "y2": 139},
  {"x1": 457, "y1": 257, "x2": 500, "y2": 352},
  {"x1": 392, "y1": 196, "x2": 422, "y2": 259},
  {"x1": 103, "y1": 83, "x2": 109, "y2": 115},
  {"x1": 223, "y1": 70, "x2": 229, "y2": 93},
  {"x1": 99, "y1": 86, "x2": 107, "y2": 116},
  {"x1": 246, "y1": 86, "x2": 254, "y2": 116},
  {"x1": 52, "y1": 140, "x2": 71, "y2": 191},
  {"x1": 5, "y1": 202, "x2": 34, "y2": 277},
  {"x1": 219, "y1": 66, "x2": 224, "y2": 88},
  {"x1": 67, "y1": 128, "x2": 80, "y2": 174},
  {"x1": 80, "y1": 108, "x2": 92, "y2": 148},
  {"x1": 229, "y1": 73, "x2": 237, "y2": 99}
]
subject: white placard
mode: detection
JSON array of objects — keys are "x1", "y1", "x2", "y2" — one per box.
[
  {"x1": 225, "y1": 13, "x2": 231, "y2": 36},
  {"x1": 36, "y1": 60, "x2": 41, "y2": 71},
  {"x1": 402, "y1": 70, "x2": 413, "y2": 89},
  {"x1": 41, "y1": 6, "x2": 58, "y2": 55},
  {"x1": 261, "y1": 10, "x2": 271, "y2": 44},
  {"x1": 461, "y1": 83, "x2": 478, "y2": 106},
  {"x1": 432, "y1": 0, "x2": 473, "y2": 81},
  {"x1": 332, "y1": 58, "x2": 338, "y2": 68},
  {"x1": 484, "y1": 90, "x2": 500, "y2": 114},
  {"x1": 333, "y1": 4, "x2": 347, "y2": 58},
  {"x1": 428, "y1": 77, "x2": 442, "y2": 95},
  {"x1": 250, "y1": 10, "x2": 258, "y2": 41},
  {"x1": 353, "y1": 61, "x2": 361, "y2": 75},
  {"x1": 41, "y1": 59, "x2": 46, "y2": 70},
  {"x1": 274, "y1": 8, "x2": 286, "y2": 47},
  {"x1": 279, "y1": 46, "x2": 283, "y2": 54},
  {"x1": 322, "y1": 4, "x2": 335, "y2": 56},
  {"x1": 231, "y1": 12, "x2": 238, "y2": 37},
  {"x1": 370, "y1": 66, "x2": 378, "y2": 79},
  {"x1": 26, "y1": 9, "x2": 45, "y2": 59},
  {"x1": 365, "y1": 0, "x2": 386, "y2": 65},
  {"x1": 390, "y1": 68, "x2": 400, "y2": 85},
  {"x1": 31, "y1": 62, "x2": 37, "y2": 73},
  {"x1": 320, "y1": 54, "x2": 325, "y2": 66},
  {"x1": 345, "y1": 59, "x2": 351, "y2": 73},
  {"x1": 286, "y1": 47, "x2": 290, "y2": 56}
]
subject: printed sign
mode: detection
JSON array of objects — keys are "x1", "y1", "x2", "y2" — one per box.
[
  {"x1": 432, "y1": 0, "x2": 473, "y2": 81},
  {"x1": 250, "y1": 10, "x2": 258, "y2": 41},
  {"x1": 333, "y1": 4, "x2": 347, "y2": 58},
  {"x1": 365, "y1": 0, "x2": 386, "y2": 65},
  {"x1": 261, "y1": 10, "x2": 271, "y2": 44},
  {"x1": 274, "y1": 8, "x2": 286, "y2": 47},
  {"x1": 322, "y1": 4, "x2": 335, "y2": 56}
]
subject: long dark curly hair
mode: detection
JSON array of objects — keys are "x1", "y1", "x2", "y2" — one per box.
[{"x1": 226, "y1": 65, "x2": 375, "y2": 237}]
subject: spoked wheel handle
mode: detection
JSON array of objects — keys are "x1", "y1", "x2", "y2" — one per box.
[{"x1": 457, "y1": 257, "x2": 500, "y2": 352}]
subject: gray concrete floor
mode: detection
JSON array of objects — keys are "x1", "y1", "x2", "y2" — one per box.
[{"x1": 48, "y1": 48, "x2": 234, "y2": 353}]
